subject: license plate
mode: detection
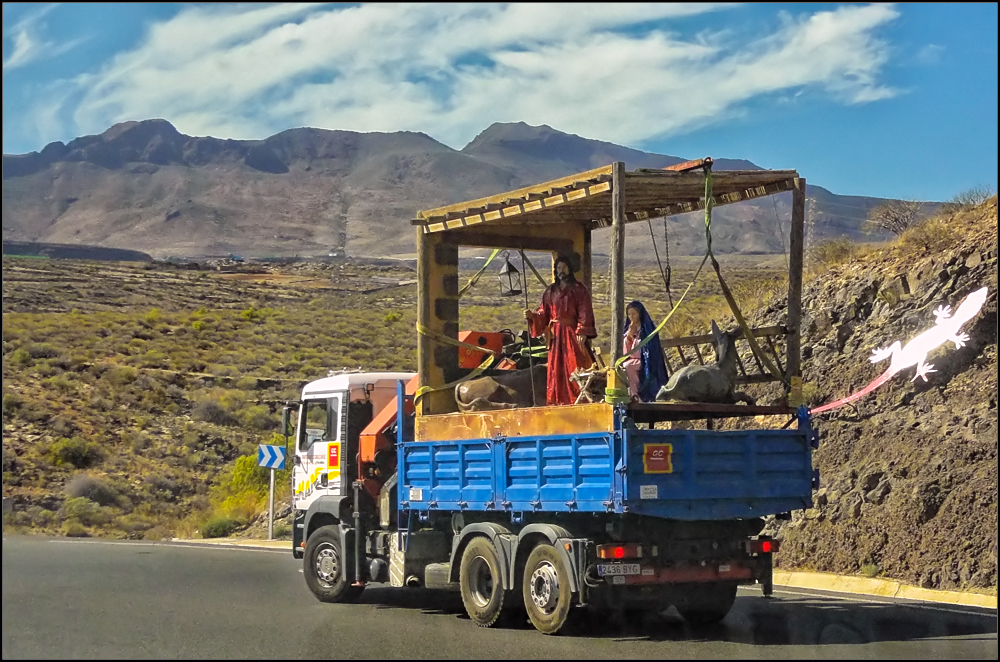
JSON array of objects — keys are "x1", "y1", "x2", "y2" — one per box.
[{"x1": 598, "y1": 563, "x2": 641, "y2": 576}]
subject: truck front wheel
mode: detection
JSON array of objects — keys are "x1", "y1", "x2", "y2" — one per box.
[
  {"x1": 522, "y1": 543, "x2": 574, "y2": 634},
  {"x1": 674, "y1": 582, "x2": 738, "y2": 627},
  {"x1": 459, "y1": 537, "x2": 512, "y2": 627},
  {"x1": 304, "y1": 525, "x2": 364, "y2": 603}
]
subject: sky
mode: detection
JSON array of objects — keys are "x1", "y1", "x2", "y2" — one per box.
[{"x1": 2, "y1": 2, "x2": 997, "y2": 202}]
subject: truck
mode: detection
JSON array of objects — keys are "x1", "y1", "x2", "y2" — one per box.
[{"x1": 289, "y1": 160, "x2": 818, "y2": 634}]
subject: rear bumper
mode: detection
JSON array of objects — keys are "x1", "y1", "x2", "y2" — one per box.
[{"x1": 588, "y1": 553, "x2": 772, "y2": 589}]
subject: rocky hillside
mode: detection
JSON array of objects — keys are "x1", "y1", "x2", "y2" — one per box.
[
  {"x1": 3, "y1": 119, "x2": 896, "y2": 260},
  {"x1": 758, "y1": 198, "x2": 998, "y2": 594}
]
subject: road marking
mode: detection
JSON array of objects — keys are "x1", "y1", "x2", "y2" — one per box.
[
  {"x1": 771, "y1": 586, "x2": 997, "y2": 616},
  {"x1": 47, "y1": 539, "x2": 288, "y2": 555}
]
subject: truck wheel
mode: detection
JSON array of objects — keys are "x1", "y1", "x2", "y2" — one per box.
[
  {"x1": 675, "y1": 582, "x2": 737, "y2": 627},
  {"x1": 460, "y1": 537, "x2": 511, "y2": 627},
  {"x1": 304, "y1": 525, "x2": 364, "y2": 603},
  {"x1": 522, "y1": 543, "x2": 574, "y2": 634}
]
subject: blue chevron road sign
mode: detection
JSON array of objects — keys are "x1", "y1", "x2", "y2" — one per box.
[{"x1": 257, "y1": 445, "x2": 286, "y2": 470}]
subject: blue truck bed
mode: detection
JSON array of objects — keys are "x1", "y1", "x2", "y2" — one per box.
[{"x1": 398, "y1": 399, "x2": 818, "y2": 521}]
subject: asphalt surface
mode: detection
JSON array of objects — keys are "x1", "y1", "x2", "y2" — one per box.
[{"x1": 2, "y1": 535, "x2": 996, "y2": 659}]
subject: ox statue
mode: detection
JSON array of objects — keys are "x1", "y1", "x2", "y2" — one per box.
[
  {"x1": 655, "y1": 320, "x2": 756, "y2": 406},
  {"x1": 454, "y1": 364, "x2": 547, "y2": 412}
]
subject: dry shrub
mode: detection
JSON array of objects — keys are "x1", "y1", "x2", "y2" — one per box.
[
  {"x1": 807, "y1": 238, "x2": 865, "y2": 274},
  {"x1": 65, "y1": 473, "x2": 120, "y2": 507},
  {"x1": 899, "y1": 217, "x2": 955, "y2": 254},
  {"x1": 192, "y1": 398, "x2": 238, "y2": 426}
]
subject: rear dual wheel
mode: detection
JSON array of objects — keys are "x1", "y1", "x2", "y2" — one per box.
[
  {"x1": 522, "y1": 543, "x2": 576, "y2": 634},
  {"x1": 460, "y1": 537, "x2": 517, "y2": 627}
]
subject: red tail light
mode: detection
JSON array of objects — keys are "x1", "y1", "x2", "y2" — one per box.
[
  {"x1": 746, "y1": 538, "x2": 779, "y2": 554},
  {"x1": 596, "y1": 543, "x2": 642, "y2": 559}
]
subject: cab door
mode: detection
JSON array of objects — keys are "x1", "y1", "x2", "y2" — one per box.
[{"x1": 292, "y1": 394, "x2": 344, "y2": 511}]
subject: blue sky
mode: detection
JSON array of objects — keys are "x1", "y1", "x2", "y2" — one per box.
[{"x1": 3, "y1": 3, "x2": 997, "y2": 202}]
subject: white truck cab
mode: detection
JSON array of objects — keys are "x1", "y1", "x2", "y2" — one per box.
[{"x1": 291, "y1": 370, "x2": 415, "y2": 557}]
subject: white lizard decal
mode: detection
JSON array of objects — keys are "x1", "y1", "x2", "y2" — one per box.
[{"x1": 811, "y1": 286, "x2": 988, "y2": 414}]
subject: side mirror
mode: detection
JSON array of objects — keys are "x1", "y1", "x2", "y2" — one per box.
[{"x1": 281, "y1": 405, "x2": 293, "y2": 436}]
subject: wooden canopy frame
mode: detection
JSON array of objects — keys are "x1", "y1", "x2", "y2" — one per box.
[{"x1": 411, "y1": 161, "x2": 806, "y2": 415}]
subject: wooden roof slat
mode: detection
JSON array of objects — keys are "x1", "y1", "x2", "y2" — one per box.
[
  {"x1": 414, "y1": 163, "x2": 798, "y2": 233},
  {"x1": 416, "y1": 164, "x2": 614, "y2": 220}
]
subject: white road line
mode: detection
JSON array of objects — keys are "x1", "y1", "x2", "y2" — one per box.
[{"x1": 47, "y1": 539, "x2": 288, "y2": 554}]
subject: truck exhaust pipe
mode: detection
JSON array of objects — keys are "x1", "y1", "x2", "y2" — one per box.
[{"x1": 405, "y1": 575, "x2": 421, "y2": 588}]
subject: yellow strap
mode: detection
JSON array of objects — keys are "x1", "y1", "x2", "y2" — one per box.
[
  {"x1": 458, "y1": 248, "x2": 501, "y2": 298},
  {"x1": 614, "y1": 254, "x2": 710, "y2": 370},
  {"x1": 413, "y1": 323, "x2": 497, "y2": 404},
  {"x1": 612, "y1": 167, "x2": 785, "y2": 388}
]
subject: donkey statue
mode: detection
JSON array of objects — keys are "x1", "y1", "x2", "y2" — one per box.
[{"x1": 655, "y1": 320, "x2": 755, "y2": 405}]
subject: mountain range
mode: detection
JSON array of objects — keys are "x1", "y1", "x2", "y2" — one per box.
[{"x1": 2, "y1": 119, "x2": 900, "y2": 261}]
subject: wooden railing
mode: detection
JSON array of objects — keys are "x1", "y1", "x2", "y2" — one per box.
[{"x1": 661, "y1": 325, "x2": 789, "y2": 385}]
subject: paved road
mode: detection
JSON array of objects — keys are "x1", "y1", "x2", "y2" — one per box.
[{"x1": 2, "y1": 536, "x2": 996, "y2": 659}]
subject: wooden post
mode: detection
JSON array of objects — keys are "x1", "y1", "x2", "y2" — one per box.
[
  {"x1": 786, "y1": 177, "x2": 806, "y2": 390},
  {"x1": 416, "y1": 229, "x2": 459, "y2": 415},
  {"x1": 610, "y1": 162, "x2": 626, "y2": 366}
]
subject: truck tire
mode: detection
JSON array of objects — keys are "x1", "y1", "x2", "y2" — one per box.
[
  {"x1": 304, "y1": 525, "x2": 364, "y2": 603},
  {"x1": 459, "y1": 537, "x2": 511, "y2": 627},
  {"x1": 675, "y1": 582, "x2": 738, "y2": 627},
  {"x1": 522, "y1": 543, "x2": 574, "y2": 634}
]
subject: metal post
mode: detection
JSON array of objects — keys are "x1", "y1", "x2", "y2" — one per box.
[
  {"x1": 267, "y1": 468, "x2": 275, "y2": 540},
  {"x1": 520, "y1": 249, "x2": 537, "y2": 407}
]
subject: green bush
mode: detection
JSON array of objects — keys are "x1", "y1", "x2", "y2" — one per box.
[
  {"x1": 63, "y1": 519, "x2": 89, "y2": 537},
  {"x1": 49, "y1": 436, "x2": 102, "y2": 468},
  {"x1": 241, "y1": 405, "x2": 275, "y2": 431},
  {"x1": 62, "y1": 497, "x2": 107, "y2": 525},
  {"x1": 143, "y1": 526, "x2": 171, "y2": 541},
  {"x1": 201, "y1": 515, "x2": 240, "y2": 538},
  {"x1": 26, "y1": 343, "x2": 61, "y2": 359},
  {"x1": 113, "y1": 513, "x2": 157, "y2": 536},
  {"x1": 9, "y1": 348, "x2": 32, "y2": 367},
  {"x1": 103, "y1": 366, "x2": 138, "y2": 387},
  {"x1": 2, "y1": 392, "x2": 23, "y2": 416},
  {"x1": 240, "y1": 306, "x2": 260, "y2": 322},
  {"x1": 273, "y1": 523, "x2": 292, "y2": 539}
]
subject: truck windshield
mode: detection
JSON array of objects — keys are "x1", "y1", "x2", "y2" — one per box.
[{"x1": 299, "y1": 398, "x2": 338, "y2": 450}]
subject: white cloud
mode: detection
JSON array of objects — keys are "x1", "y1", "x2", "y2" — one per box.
[
  {"x1": 2, "y1": 3, "x2": 84, "y2": 71},
  {"x1": 36, "y1": 3, "x2": 901, "y2": 150},
  {"x1": 915, "y1": 44, "x2": 944, "y2": 65}
]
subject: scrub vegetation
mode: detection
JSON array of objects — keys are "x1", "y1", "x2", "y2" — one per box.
[
  {"x1": 3, "y1": 193, "x2": 992, "y2": 550},
  {"x1": 1, "y1": 254, "x2": 786, "y2": 539}
]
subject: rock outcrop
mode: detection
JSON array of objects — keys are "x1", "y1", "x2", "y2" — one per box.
[{"x1": 756, "y1": 198, "x2": 997, "y2": 593}]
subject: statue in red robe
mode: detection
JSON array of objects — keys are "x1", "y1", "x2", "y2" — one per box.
[{"x1": 524, "y1": 255, "x2": 597, "y2": 405}]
